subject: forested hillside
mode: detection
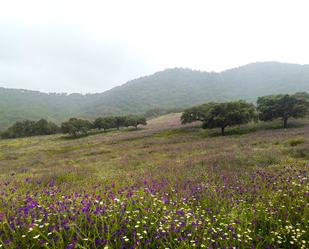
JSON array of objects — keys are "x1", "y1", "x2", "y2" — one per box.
[
  {"x1": 0, "y1": 89, "x2": 96, "y2": 128},
  {"x1": 1, "y1": 61, "x2": 309, "y2": 129}
]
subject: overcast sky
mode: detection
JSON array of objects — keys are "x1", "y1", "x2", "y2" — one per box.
[{"x1": 0, "y1": 0, "x2": 309, "y2": 93}]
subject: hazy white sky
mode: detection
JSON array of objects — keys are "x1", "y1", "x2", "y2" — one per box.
[{"x1": 0, "y1": 0, "x2": 309, "y2": 93}]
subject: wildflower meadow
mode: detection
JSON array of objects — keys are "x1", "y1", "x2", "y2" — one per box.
[{"x1": 0, "y1": 115, "x2": 308, "y2": 248}]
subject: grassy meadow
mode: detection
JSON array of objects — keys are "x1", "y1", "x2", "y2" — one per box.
[{"x1": 0, "y1": 113, "x2": 308, "y2": 248}]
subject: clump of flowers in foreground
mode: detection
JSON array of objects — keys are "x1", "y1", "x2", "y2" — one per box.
[{"x1": 0, "y1": 163, "x2": 308, "y2": 248}]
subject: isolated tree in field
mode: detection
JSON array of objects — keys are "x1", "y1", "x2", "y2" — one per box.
[
  {"x1": 257, "y1": 93, "x2": 309, "y2": 128},
  {"x1": 93, "y1": 117, "x2": 115, "y2": 131},
  {"x1": 61, "y1": 118, "x2": 92, "y2": 137},
  {"x1": 124, "y1": 115, "x2": 147, "y2": 129},
  {"x1": 182, "y1": 101, "x2": 256, "y2": 135}
]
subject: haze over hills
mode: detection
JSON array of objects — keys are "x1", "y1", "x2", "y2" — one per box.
[{"x1": 1, "y1": 61, "x2": 309, "y2": 129}]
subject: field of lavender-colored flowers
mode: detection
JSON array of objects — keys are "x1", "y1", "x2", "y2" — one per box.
[{"x1": 0, "y1": 114, "x2": 308, "y2": 248}]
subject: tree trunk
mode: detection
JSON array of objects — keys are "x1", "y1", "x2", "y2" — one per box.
[
  {"x1": 283, "y1": 118, "x2": 288, "y2": 129},
  {"x1": 221, "y1": 127, "x2": 225, "y2": 136}
]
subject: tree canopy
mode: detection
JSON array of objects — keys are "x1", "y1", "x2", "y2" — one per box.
[
  {"x1": 181, "y1": 101, "x2": 256, "y2": 135},
  {"x1": 1, "y1": 119, "x2": 59, "y2": 138},
  {"x1": 124, "y1": 115, "x2": 147, "y2": 129},
  {"x1": 181, "y1": 103, "x2": 215, "y2": 124},
  {"x1": 94, "y1": 115, "x2": 147, "y2": 131},
  {"x1": 257, "y1": 92, "x2": 309, "y2": 128},
  {"x1": 61, "y1": 118, "x2": 92, "y2": 137},
  {"x1": 93, "y1": 117, "x2": 115, "y2": 131},
  {"x1": 113, "y1": 116, "x2": 127, "y2": 130}
]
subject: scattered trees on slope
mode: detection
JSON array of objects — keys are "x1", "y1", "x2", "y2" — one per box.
[
  {"x1": 182, "y1": 101, "x2": 256, "y2": 135},
  {"x1": 2, "y1": 91, "x2": 308, "y2": 139},
  {"x1": 1, "y1": 114, "x2": 148, "y2": 139},
  {"x1": 182, "y1": 92, "x2": 309, "y2": 135},
  {"x1": 257, "y1": 92, "x2": 309, "y2": 128},
  {"x1": 60, "y1": 115, "x2": 147, "y2": 137}
]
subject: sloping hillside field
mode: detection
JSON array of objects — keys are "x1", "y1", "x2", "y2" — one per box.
[{"x1": 0, "y1": 114, "x2": 308, "y2": 248}]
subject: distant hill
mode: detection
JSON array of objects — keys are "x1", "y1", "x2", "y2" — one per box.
[{"x1": 1, "y1": 61, "x2": 309, "y2": 129}]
